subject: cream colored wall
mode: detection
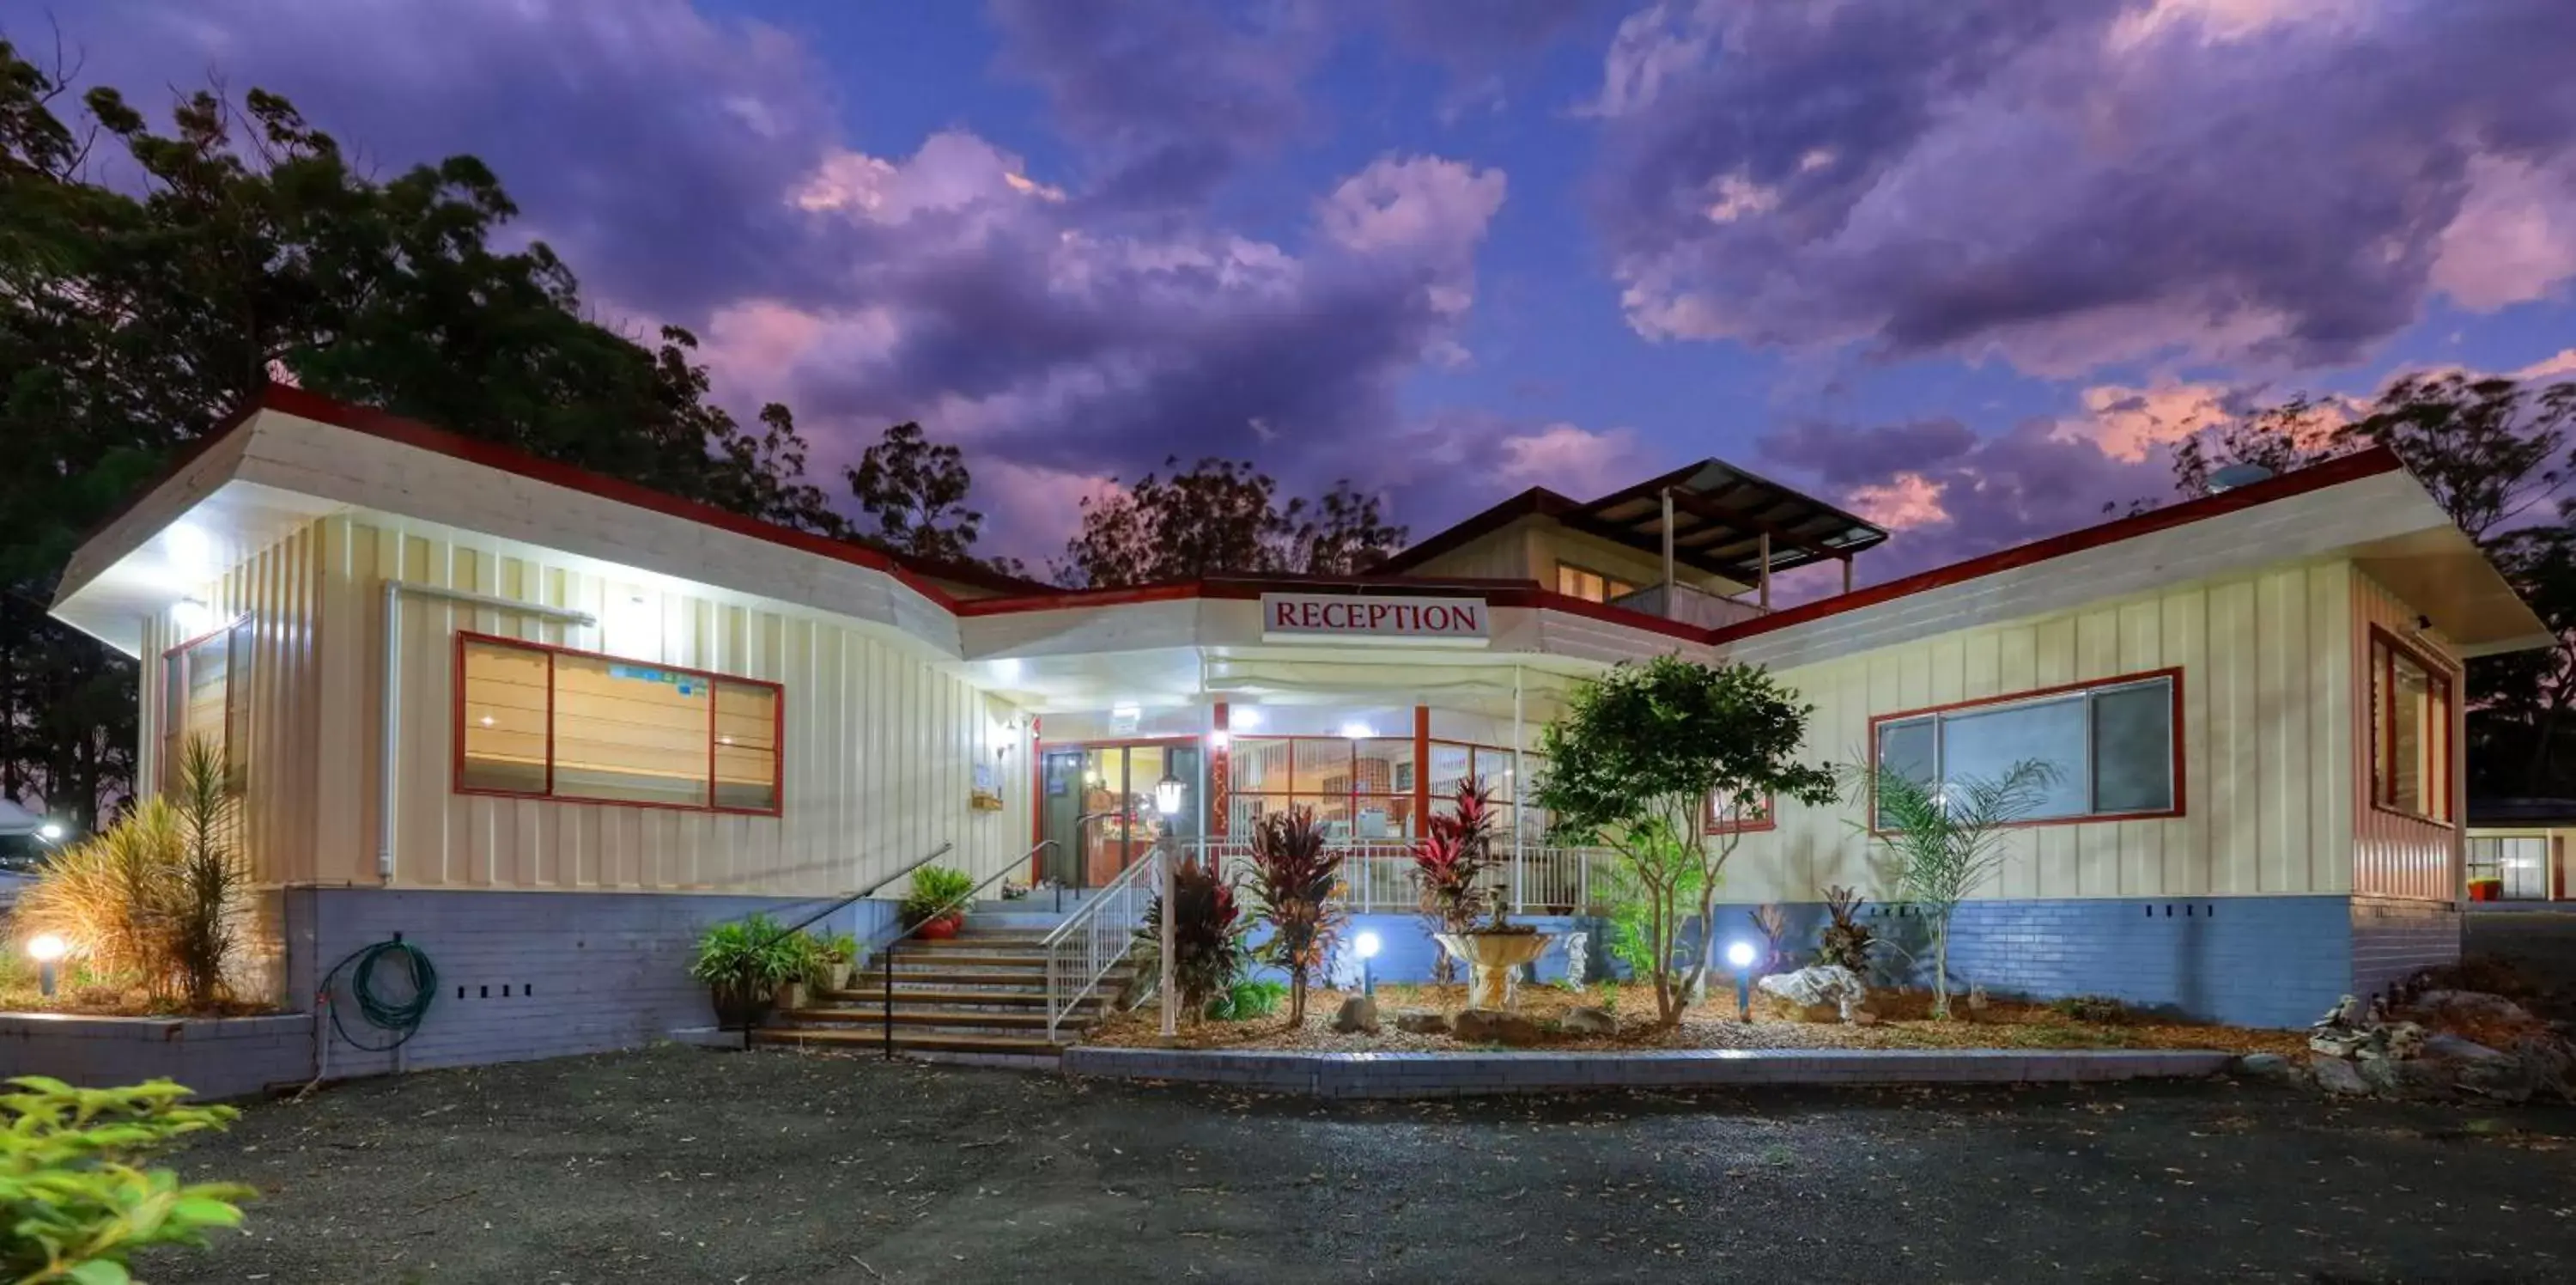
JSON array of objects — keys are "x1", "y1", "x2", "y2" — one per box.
[
  {"x1": 163, "y1": 514, "x2": 1031, "y2": 898},
  {"x1": 1722, "y1": 561, "x2": 2358, "y2": 903},
  {"x1": 1400, "y1": 515, "x2": 1740, "y2": 596},
  {"x1": 2351, "y1": 572, "x2": 2465, "y2": 901}
]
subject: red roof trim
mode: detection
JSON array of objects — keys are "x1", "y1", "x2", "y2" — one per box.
[{"x1": 1708, "y1": 446, "x2": 2410, "y2": 646}]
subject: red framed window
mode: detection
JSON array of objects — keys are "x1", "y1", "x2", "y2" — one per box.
[
  {"x1": 1868, "y1": 667, "x2": 2184, "y2": 829},
  {"x1": 1228, "y1": 735, "x2": 1419, "y2": 840},
  {"x1": 1705, "y1": 792, "x2": 1775, "y2": 835},
  {"x1": 161, "y1": 615, "x2": 252, "y2": 795},
  {"x1": 2368, "y1": 626, "x2": 2453, "y2": 825},
  {"x1": 456, "y1": 633, "x2": 782, "y2": 815}
]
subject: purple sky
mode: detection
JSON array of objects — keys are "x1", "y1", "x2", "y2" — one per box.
[{"x1": 44, "y1": 0, "x2": 2576, "y2": 582}]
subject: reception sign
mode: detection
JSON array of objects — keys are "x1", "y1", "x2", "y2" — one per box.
[{"x1": 1260, "y1": 594, "x2": 1491, "y2": 646}]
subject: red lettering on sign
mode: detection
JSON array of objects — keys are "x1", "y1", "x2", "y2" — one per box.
[
  {"x1": 1273, "y1": 600, "x2": 1296, "y2": 630},
  {"x1": 1367, "y1": 604, "x2": 1391, "y2": 630},
  {"x1": 1454, "y1": 605, "x2": 1479, "y2": 632}
]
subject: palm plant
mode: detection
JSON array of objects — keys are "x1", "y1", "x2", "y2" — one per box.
[
  {"x1": 1847, "y1": 759, "x2": 2055, "y2": 1017},
  {"x1": 1409, "y1": 775, "x2": 1500, "y2": 983},
  {"x1": 1133, "y1": 852, "x2": 1251, "y2": 1019},
  {"x1": 171, "y1": 736, "x2": 251, "y2": 1007},
  {"x1": 1245, "y1": 807, "x2": 1345, "y2": 1025}
]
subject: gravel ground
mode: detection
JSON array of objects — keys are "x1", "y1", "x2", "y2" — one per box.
[{"x1": 156, "y1": 1044, "x2": 2576, "y2": 1284}]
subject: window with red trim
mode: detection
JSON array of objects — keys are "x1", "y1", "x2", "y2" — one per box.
[
  {"x1": 457, "y1": 635, "x2": 781, "y2": 814},
  {"x1": 1705, "y1": 792, "x2": 1774, "y2": 834},
  {"x1": 2369, "y1": 629, "x2": 2452, "y2": 825}
]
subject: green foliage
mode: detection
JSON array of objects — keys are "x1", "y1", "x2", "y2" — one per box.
[
  {"x1": 1848, "y1": 758, "x2": 2056, "y2": 1018},
  {"x1": 1817, "y1": 886, "x2": 1875, "y2": 976},
  {"x1": 1133, "y1": 855, "x2": 1252, "y2": 1018},
  {"x1": 1596, "y1": 979, "x2": 1621, "y2": 1015},
  {"x1": 1, "y1": 1076, "x2": 253, "y2": 1283},
  {"x1": 1202, "y1": 978, "x2": 1287, "y2": 1022},
  {"x1": 1536, "y1": 655, "x2": 1834, "y2": 1025},
  {"x1": 14, "y1": 737, "x2": 252, "y2": 1009},
  {"x1": 2048, "y1": 995, "x2": 2134, "y2": 1025},
  {"x1": 848, "y1": 422, "x2": 1013, "y2": 573},
  {"x1": 1052, "y1": 459, "x2": 1408, "y2": 588},
  {"x1": 898, "y1": 865, "x2": 976, "y2": 929},
  {"x1": 811, "y1": 930, "x2": 859, "y2": 966},
  {"x1": 687, "y1": 915, "x2": 816, "y2": 1024},
  {"x1": 1244, "y1": 808, "x2": 1346, "y2": 1026}
]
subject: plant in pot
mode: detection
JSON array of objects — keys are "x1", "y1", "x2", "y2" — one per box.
[
  {"x1": 901, "y1": 864, "x2": 976, "y2": 939},
  {"x1": 689, "y1": 914, "x2": 815, "y2": 1029},
  {"x1": 810, "y1": 929, "x2": 860, "y2": 991}
]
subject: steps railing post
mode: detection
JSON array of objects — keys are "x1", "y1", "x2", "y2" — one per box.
[{"x1": 881, "y1": 947, "x2": 894, "y2": 1063}]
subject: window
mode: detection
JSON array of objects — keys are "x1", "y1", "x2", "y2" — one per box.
[
  {"x1": 1871, "y1": 671, "x2": 2179, "y2": 827},
  {"x1": 2466, "y1": 836, "x2": 2548, "y2": 899},
  {"x1": 2369, "y1": 629, "x2": 2452, "y2": 824},
  {"x1": 1226, "y1": 735, "x2": 1546, "y2": 840},
  {"x1": 458, "y1": 635, "x2": 781, "y2": 814},
  {"x1": 1705, "y1": 792, "x2": 1775, "y2": 834},
  {"x1": 1555, "y1": 563, "x2": 1639, "y2": 604},
  {"x1": 161, "y1": 617, "x2": 252, "y2": 794}
]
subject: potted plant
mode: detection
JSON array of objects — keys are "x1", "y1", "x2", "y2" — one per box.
[
  {"x1": 810, "y1": 929, "x2": 860, "y2": 991},
  {"x1": 900, "y1": 864, "x2": 976, "y2": 940},
  {"x1": 688, "y1": 914, "x2": 814, "y2": 1029}
]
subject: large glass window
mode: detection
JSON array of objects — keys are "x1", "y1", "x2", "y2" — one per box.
[
  {"x1": 2370, "y1": 630, "x2": 2452, "y2": 824},
  {"x1": 161, "y1": 618, "x2": 252, "y2": 794},
  {"x1": 1555, "y1": 563, "x2": 1639, "y2": 604},
  {"x1": 458, "y1": 635, "x2": 781, "y2": 814},
  {"x1": 1873, "y1": 673, "x2": 2178, "y2": 826},
  {"x1": 2467, "y1": 836, "x2": 2549, "y2": 900}
]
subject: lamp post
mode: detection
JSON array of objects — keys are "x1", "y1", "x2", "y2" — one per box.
[
  {"x1": 1725, "y1": 940, "x2": 1757, "y2": 1021},
  {"x1": 1355, "y1": 930, "x2": 1382, "y2": 998},
  {"x1": 27, "y1": 935, "x2": 67, "y2": 999}
]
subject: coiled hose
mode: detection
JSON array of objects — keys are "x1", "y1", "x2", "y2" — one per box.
[{"x1": 319, "y1": 936, "x2": 438, "y2": 1053}]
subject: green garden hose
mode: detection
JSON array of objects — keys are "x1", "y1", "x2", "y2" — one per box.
[{"x1": 319, "y1": 935, "x2": 437, "y2": 1053}]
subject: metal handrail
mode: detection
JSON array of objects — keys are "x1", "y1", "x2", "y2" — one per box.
[
  {"x1": 720, "y1": 842, "x2": 955, "y2": 1049},
  {"x1": 858, "y1": 843, "x2": 963, "y2": 899},
  {"x1": 872, "y1": 839, "x2": 1056, "y2": 1060},
  {"x1": 1040, "y1": 837, "x2": 1170, "y2": 1041}
]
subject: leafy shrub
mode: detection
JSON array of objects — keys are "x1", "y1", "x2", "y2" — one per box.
[
  {"x1": 1133, "y1": 853, "x2": 1252, "y2": 1018},
  {"x1": 898, "y1": 865, "x2": 976, "y2": 928},
  {"x1": 1598, "y1": 979, "x2": 1622, "y2": 1015},
  {"x1": 1410, "y1": 776, "x2": 1502, "y2": 982},
  {"x1": 2, "y1": 1075, "x2": 254, "y2": 1283},
  {"x1": 1245, "y1": 808, "x2": 1346, "y2": 1025},
  {"x1": 2048, "y1": 995, "x2": 2134, "y2": 1025},
  {"x1": 1817, "y1": 886, "x2": 1875, "y2": 976},
  {"x1": 688, "y1": 915, "x2": 817, "y2": 1025},
  {"x1": 1748, "y1": 903, "x2": 1789, "y2": 972},
  {"x1": 1203, "y1": 978, "x2": 1287, "y2": 1022},
  {"x1": 15, "y1": 738, "x2": 252, "y2": 1008}
]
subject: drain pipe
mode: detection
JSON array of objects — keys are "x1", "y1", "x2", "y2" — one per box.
[{"x1": 379, "y1": 580, "x2": 595, "y2": 880}]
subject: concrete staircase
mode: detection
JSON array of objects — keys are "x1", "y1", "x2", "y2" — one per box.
[{"x1": 754, "y1": 917, "x2": 1133, "y2": 1062}]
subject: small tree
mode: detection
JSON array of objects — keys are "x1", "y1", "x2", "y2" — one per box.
[
  {"x1": 1536, "y1": 655, "x2": 1837, "y2": 1026},
  {"x1": 1245, "y1": 808, "x2": 1345, "y2": 1025},
  {"x1": 1410, "y1": 776, "x2": 1501, "y2": 983},
  {"x1": 1847, "y1": 759, "x2": 2054, "y2": 1018},
  {"x1": 1133, "y1": 853, "x2": 1251, "y2": 1019}
]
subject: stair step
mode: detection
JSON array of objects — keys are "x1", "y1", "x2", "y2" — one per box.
[
  {"x1": 753, "y1": 1027, "x2": 1064, "y2": 1057},
  {"x1": 816, "y1": 987, "x2": 1103, "y2": 1008},
  {"x1": 866, "y1": 971, "x2": 1106, "y2": 989},
  {"x1": 780, "y1": 1008, "x2": 1087, "y2": 1030}
]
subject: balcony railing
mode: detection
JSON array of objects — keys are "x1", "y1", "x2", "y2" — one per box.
[{"x1": 1178, "y1": 838, "x2": 1616, "y2": 917}]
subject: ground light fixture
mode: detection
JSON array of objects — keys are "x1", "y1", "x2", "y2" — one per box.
[
  {"x1": 1355, "y1": 929, "x2": 1382, "y2": 996},
  {"x1": 1725, "y1": 940, "x2": 1759, "y2": 1020},
  {"x1": 27, "y1": 934, "x2": 67, "y2": 998}
]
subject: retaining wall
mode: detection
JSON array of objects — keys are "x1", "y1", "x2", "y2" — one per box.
[{"x1": 0, "y1": 1014, "x2": 313, "y2": 1100}]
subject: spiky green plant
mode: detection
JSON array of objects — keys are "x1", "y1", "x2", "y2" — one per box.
[
  {"x1": 171, "y1": 736, "x2": 251, "y2": 1007},
  {"x1": 15, "y1": 801, "x2": 186, "y2": 997},
  {"x1": 1245, "y1": 807, "x2": 1345, "y2": 1025},
  {"x1": 1847, "y1": 759, "x2": 2055, "y2": 1018},
  {"x1": 897, "y1": 864, "x2": 976, "y2": 929}
]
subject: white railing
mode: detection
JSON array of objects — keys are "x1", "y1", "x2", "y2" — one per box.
[
  {"x1": 1190, "y1": 838, "x2": 1616, "y2": 917},
  {"x1": 1041, "y1": 841, "x2": 1165, "y2": 1042}
]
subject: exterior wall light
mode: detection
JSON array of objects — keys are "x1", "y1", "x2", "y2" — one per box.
[
  {"x1": 172, "y1": 597, "x2": 214, "y2": 636},
  {"x1": 27, "y1": 934, "x2": 68, "y2": 998}
]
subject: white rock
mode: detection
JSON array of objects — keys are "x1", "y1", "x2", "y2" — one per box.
[
  {"x1": 1557, "y1": 1006, "x2": 1615, "y2": 1036},
  {"x1": 1756, "y1": 965, "x2": 1869, "y2": 1017}
]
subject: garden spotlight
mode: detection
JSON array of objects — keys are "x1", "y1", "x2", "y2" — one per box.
[
  {"x1": 1356, "y1": 930, "x2": 1382, "y2": 997},
  {"x1": 27, "y1": 934, "x2": 67, "y2": 999},
  {"x1": 1725, "y1": 939, "x2": 1758, "y2": 1020}
]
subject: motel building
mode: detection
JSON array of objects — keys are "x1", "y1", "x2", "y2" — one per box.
[{"x1": 36, "y1": 384, "x2": 2554, "y2": 1072}]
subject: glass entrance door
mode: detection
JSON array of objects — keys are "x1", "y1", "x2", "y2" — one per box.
[{"x1": 1037, "y1": 742, "x2": 1201, "y2": 890}]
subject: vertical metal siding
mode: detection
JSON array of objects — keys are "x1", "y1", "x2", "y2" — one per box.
[
  {"x1": 1721, "y1": 562, "x2": 2354, "y2": 903},
  {"x1": 2350, "y1": 572, "x2": 2463, "y2": 901}
]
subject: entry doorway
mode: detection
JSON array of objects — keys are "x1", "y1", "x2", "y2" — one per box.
[{"x1": 1038, "y1": 742, "x2": 1202, "y2": 890}]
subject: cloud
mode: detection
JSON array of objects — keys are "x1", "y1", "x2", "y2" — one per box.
[
  {"x1": 1491, "y1": 423, "x2": 1646, "y2": 496},
  {"x1": 1589, "y1": 0, "x2": 2576, "y2": 376}
]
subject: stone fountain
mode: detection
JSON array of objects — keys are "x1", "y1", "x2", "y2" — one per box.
[{"x1": 1434, "y1": 927, "x2": 1555, "y2": 1010}]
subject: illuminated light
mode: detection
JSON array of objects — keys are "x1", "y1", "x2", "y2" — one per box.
[
  {"x1": 1229, "y1": 707, "x2": 1262, "y2": 731},
  {"x1": 719, "y1": 735, "x2": 734, "y2": 746},
  {"x1": 1724, "y1": 941, "x2": 1757, "y2": 970},
  {"x1": 165, "y1": 521, "x2": 216, "y2": 576},
  {"x1": 1154, "y1": 770, "x2": 1186, "y2": 816},
  {"x1": 1207, "y1": 729, "x2": 1230, "y2": 749},
  {"x1": 992, "y1": 657, "x2": 1024, "y2": 682},
  {"x1": 171, "y1": 597, "x2": 214, "y2": 636},
  {"x1": 479, "y1": 716, "x2": 495, "y2": 728},
  {"x1": 1111, "y1": 703, "x2": 1141, "y2": 720},
  {"x1": 1339, "y1": 721, "x2": 1374, "y2": 740},
  {"x1": 26, "y1": 935, "x2": 67, "y2": 964},
  {"x1": 1355, "y1": 930, "x2": 1382, "y2": 959},
  {"x1": 36, "y1": 822, "x2": 64, "y2": 842}
]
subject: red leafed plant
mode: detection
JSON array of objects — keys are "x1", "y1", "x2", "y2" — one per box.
[
  {"x1": 1246, "y1": 807, "x2": 1346, "y2": 1025},
  {"x1": 1412, "y1": 776, "x2": 1503, "y2": 983},
  {"x1": 1133, "y1": 852, "x2": 1251, "y2": 1020}
]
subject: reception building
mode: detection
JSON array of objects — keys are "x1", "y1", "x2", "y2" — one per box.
[{"x1": 43, "y1": 385, "x2": 2549, "y2": 1069}]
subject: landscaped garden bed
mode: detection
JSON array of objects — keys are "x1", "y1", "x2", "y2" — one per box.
[{"x1": 1086, "y1": 982, "x2": 2309, "y2": 1057}]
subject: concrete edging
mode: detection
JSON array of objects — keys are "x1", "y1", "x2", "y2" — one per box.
[{"x1": 1061, "y1": 1044, "x2": 2235, "y2": 1098}]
